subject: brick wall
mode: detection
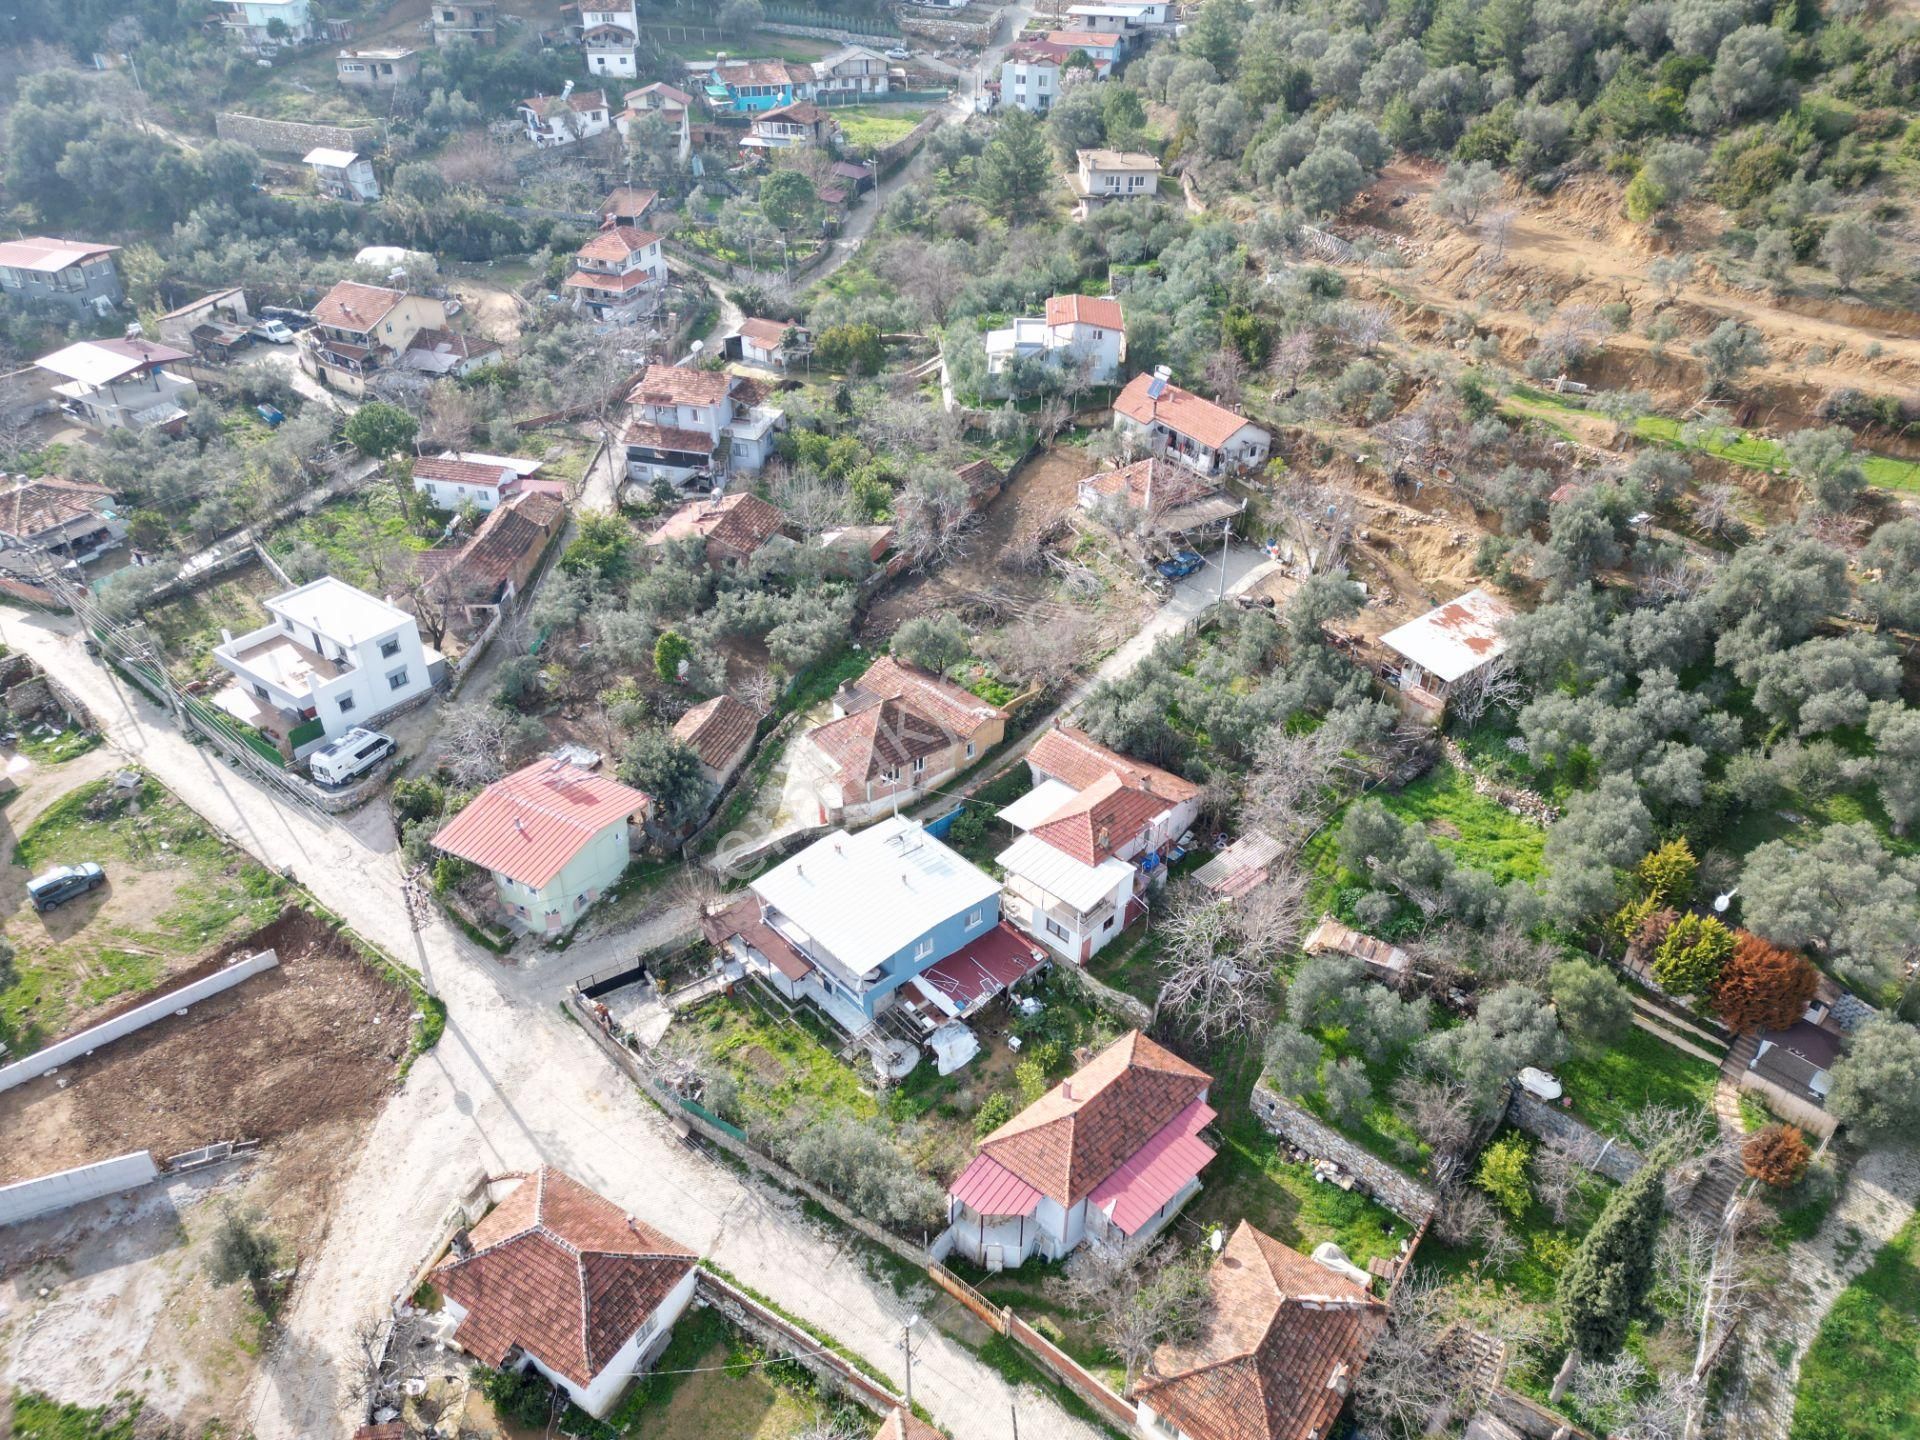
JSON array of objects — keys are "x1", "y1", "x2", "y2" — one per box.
[
  {"x1": 1249, "y1": 1080, "x2": 1438, "y2": 1223},
  {"x1": 215, "y1": 112, "x2": 377, "y2": 156}
]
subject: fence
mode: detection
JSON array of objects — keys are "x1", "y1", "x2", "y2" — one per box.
[
  {"x1": 764, "y1": 5, "x2": 901, "y2": 34},
  {"x1": 1737, "y1": 1071, "x2": 1838, "y2": 1139},
  {"x1": 0, "y1": 1151, "x2": 160, "y2": 1225},
  {"x1": 0, "y1": 950, "x2": 280, "y2": 1094}
]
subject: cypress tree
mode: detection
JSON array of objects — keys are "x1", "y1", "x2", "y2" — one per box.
[{"x1": 1557, "y1": 1160, "x2": 1666, "y2": 1358}]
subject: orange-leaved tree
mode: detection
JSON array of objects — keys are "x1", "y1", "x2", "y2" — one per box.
[
  {"x1": 1742, "y1": 1123, "x2": 1810, "y2": 1187},
  {"x1": 1711, "y1": 932, "x2": 1819, "y2": 1033}
]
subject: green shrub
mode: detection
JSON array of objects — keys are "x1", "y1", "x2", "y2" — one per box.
[
  {"x1": 478, "y1": 1365, "x2": 556, "y2": 1428},
  {"x1": 975, "y1": 1091, "x2": 1015, "y2": 1135},
  {"x1": 1476, "y1": 1134, "x2": 1534, "y2": 1220}
]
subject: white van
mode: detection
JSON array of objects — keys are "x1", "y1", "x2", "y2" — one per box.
[
  {"x1": 309, "y1": 727, "x2": 395, "y2": 787},
  {"x1": 250, "y1": 318, "x2": 294, "y2": 344}
]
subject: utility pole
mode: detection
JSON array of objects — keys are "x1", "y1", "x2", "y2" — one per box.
[
  {"x1": 1216, "y1": 512, "x2": 1231, "y2": 605},
  {"x1": 901, "y1": 1314, "x2": 920, "y2": 1411}
]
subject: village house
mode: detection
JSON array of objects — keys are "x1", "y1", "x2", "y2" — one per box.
[
  {"x1": 946, "y1": 1030, "x2": 1215, "y2": 1269},
  {"x1": 1112, "y1": 371, "x2": 1273, "y2": 476},
  {"x1": 998, "y1": 40, "x2": 1072, "y2": 112},
  {"x1": 211, "y1": 575, "x2": 438, "y2": 749},
  {"x1": 615, "y1": 84, "x2": 692, "y2": 161},
  {"x1": 431, "y1": 0, "x2": 498, "y2": 46},
  {"x1": 744, "y1": 101, "x2": 838, "y2": 151},
  {"x1": 1072, "y1": 148, "x2": 1162, "y2": 204},
  {"x1": 1047, "y1": 28, "x2": 1123, "y2": 67},
  {"x1": 793, "y1": 655, "x2": 1009, "y2": 825},
  {"x1": 412, "y1": 456, "x2": 530, "y2": 513},
  {"x1": 0, "y1": 478, "x2": 126, "y2": 566},
  {"x1": 418, "y1": 490, "x2": 567, "y2": 626},
  {"x1": 1077, "y1": 455, "x2": 1242, "y2": 537},
  {"x1": 600, "y1": 184, "x2": 661, "y2": 227},
  {"x1": 335, "y1": 47, "x2": 419, "y2": 88},
  {"x1": 218, "y1": 0, "x2": 314, "y2": 45},
  {"x1": 704, "y1": 58, "x2": 812, "y2": 113},
  {"x1": 672, "y1": 693, "x2": 758, "y2": 793},
  {"x1": 996, "y1": 724, "x2": 1200, "y2": 963},
  {"x1": 621, "y1": 364, "x2": 784, "y2": 488},
  {"x1": 708, "y1": 813, "x2": 1003, "y2": 1030},
  {"x1": 563, "y1": 226, "x2": 666, "y2": 322},
  {"x1": 985, "y1": 294, "x2": 1126, "y2": 385},
  {"x1": 34, "y1": 338, "x2": 197, "y2": 434},
  {"x1": 432, "y1": 758, "x2": 651, "y2": 933},
  {"x1": 1066, "y1": 0, "x2": 1174, "y2": 31},
  {"x1": 300, "y1": 281, "x2": 448, "y2": 395},
  {"x1": 1131, "y1": 1220, "x2": 1388, "y2": 1440},
  {"x1": 304, "y1": 146, "x2": 381, "y2": 202},
  {"x1": 1376, "y1": 587, "x2": 1515, "y2": 719},
  {"x1": 734, "y1": 317, "x2": 799, "y2": 370},
  {"x1": 812, "y1": 44, "x2": 893, "y2": 98},
  {"x1": 519, "y1": 84, "x2": 611, "y2": 147},
  {"x1": 402, "y1": 327, "x2": 503, "y2": 378},
  {"x1": 433, "y1": 1167, "x2": 697, "y2": 1419},
  {"x1": 0, "y1": 237, "x2": 123, "y2": 318},
  {"x1": 580, "y1": 1, "x2": 641, "y2": 78},
  {"x1": 646, "y1": 491, "x2": 792, "y2": 572},
  {"x1": 156, "y1": 288, "x2": 250, "y2": 348}
]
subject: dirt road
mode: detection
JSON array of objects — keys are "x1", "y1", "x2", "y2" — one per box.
[{"x1": 0, "y1": 609, "x2": 1105, "y2": 1440}]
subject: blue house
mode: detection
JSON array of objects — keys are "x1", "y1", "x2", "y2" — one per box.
[
  {"x1": 747, "y1": 816, "x2": 1004, "y2": 1026},
  {"x1": 707, "y1": 57, "x2": 808, "y2": 113}
]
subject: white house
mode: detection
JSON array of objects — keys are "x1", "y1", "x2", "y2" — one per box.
[
  {"x1": 1065, "y1": 1, "x2": 1173, "y2": 38},
  {"x1": 580, "y1": 2, "x2": 641, "y2": 78},
  {"x1": 616, "y1": 83, "x2": 692, "y2": 162},
  {"x1": 946, "y1": 1031, "x2": 1215, "y2": 1270},
  {"x1": 434, "y1": 1167, "x2": 697, "y2": 1419},
  {"x1": 411, "y1": 455, "x2": 531, "y2": 513},
  {"x1": 519, "y1": 84, "x2": 611, "y2": 147},
  {"x1": 996, "y1": 724, "x2": 1200, "y2": 964},
  {"x1": 998, "y1": 40, "x2": 1071, "y2": 112},
  {"x1": 563, "y1": 226, "x2": 666, "y2": 322},
  {"x1": 431, "y1": 758, "x2": 651, "y2": 933},
  {"x1": 1111, "y1": 371, "x2": 1272, "y2": 476},
  {"x1": 1377, "y1": 587, "x2": 1516, "y2": 719},
  {"x1": 304, "y1": 147, "x2": 381, "y2": 202},
  {"x1": 621, "y1": 363, "x2": 784, "y2": 487},
  {"x1": 219, "y1": 0, "x2": 313, "y2": 44},
  {"x1": 211, "y1": 576, "x2": 436, "y2": 745},
  {"x1": 810, "y1": 44, "x2": 892, "y2": 98},
  {"x1": 743, "y1": 102, "x2": 837, "y2": 151},
  {"x1": 735, "y1": 317, "x2": 798, "y2": 369},
  {"x1": 985, "y1": 294, "x2": 1125, "y2": 384},
  {"x1": 336, "y1": 47, "x2": 420, "y2": 88},
  {"x1": 1072, "y1": 148, "x2": 1162, "y2": 203},
  {"x1": 34, "y1": 339, "x2": 197, "y2": 434}
]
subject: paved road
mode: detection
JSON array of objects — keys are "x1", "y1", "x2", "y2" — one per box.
[{"x1": 0, "y1": 613, "x2": 1103, "y2": 1440}]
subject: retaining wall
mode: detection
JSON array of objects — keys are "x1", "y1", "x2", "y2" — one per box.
[
  {"x1": 1737, "y1": 1072, "x2": 1838, "y2": 1139},
  {"x1": 0, "y1": 1151, "x2": 159, "y2": 1225},
  {"x1": 697, "y1": 1271, "x2": 906, "y2": 1416},
  {"x1": 1503, "y1": 1090, "x2": 1645, "y2": 1183},
  {"x1": 216, "y1": 112, "x2": 377, "y2": 156},
  {"x1": 0, "y1": 950, "x2": 279, "y2": 1094},
  {"x1": 1048, "y1": 951, "x2": 1154, "y2": 1031},
  {"x1": 1248, "y1": 1080, "x2": 1438, "y2": 1223}
]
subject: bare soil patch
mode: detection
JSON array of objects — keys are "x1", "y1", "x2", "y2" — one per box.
[{"x1": 0, "y1": 907, "x2": 412, "y2": 1182}]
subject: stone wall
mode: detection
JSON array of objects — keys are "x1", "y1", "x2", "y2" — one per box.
[
  {"x1": 1048, "y1": 951, "x2": 1154, "y2": 1031},
  {"x1": 1249, "y1": 1079, "x2": 1438, "y2": 1223},
  {"x1": 1503, "y1": 1090, "x2": 1645, "y2": 1183},
  {"x1": 216, "y1": 112, "x2": 377, "y2": 157},
  {"x1": 697, "y1": 1270, "x2": 906, "y2": 1416}
]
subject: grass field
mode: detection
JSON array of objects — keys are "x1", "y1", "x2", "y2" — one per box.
[
  {"x1": 834, "y1": 106, "x2": 928, "y2": 148},
  {"x1": 678, "y1": 997, "x2": 879, "y2": 1128},
  {"x1": 1556, "y1": 1024, "x2": 1719, "y2": 1142},
  {"x1": 142, "y1": 564, "x2": 280, "y2": 684},
  {"x1": 1791, "y1": 1212, "x2": 1920, "y2": 1440},
  {"x1": 1378, "y1": 762, "x2": 1548, "y2": 884},
  {"x1": 266, "y1": 488, "x2": 431, "y2": 591}
]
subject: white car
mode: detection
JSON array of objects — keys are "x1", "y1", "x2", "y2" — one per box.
[
  {"x1": 308, "y1": 727, "x2": 396, "y2": 787},
  {"x1": 250, "y1": 319, "x2": 294, "y2": 344},
  {"x1": 885, "y1": 44, "x2": 913, "y2": 59}
]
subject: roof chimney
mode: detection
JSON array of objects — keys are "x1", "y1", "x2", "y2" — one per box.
[{"x1": 1062, "y1": 1080, "x2": 1074, "y2": 1100}]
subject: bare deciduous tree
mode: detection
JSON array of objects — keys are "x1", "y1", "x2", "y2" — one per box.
[
  {"x1": 1157, "y1": 867, "x2": 1309, "y2": 1041},
  {"x1": 1447, "y1": 657, "x2": 1525, "y2": 730},
  {"x1": 438, "y1": 703, "x2": 517, "y2": 787},
  {"x1": 1268, "y1": 327, "x2": 1317, "y2": 399},
  {"x1": 1335, "y1": 302, "x2": 1395, "y2": 356},
  {"x1": 1059, "y1": 1240, "x2": 1213, "y2": 1389},
  {"x1": 1481, "y1": 208, "x2": 1517, "y2": 262}
]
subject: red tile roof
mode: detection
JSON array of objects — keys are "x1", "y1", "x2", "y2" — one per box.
[
  {"x1": 715, "y1": 57, "x2": 806, "y2": 87},
  {"x1": 807, "y1": 695, "x2": 955, "y2": 787},
  {"x1": 1113, "y1": 373, "x2": 1258, "y2": 452},
  {"x1": 1028, "y1": 769, "x2": 1177, "y2": 866},
  {"x1": 873, "y1": 1408, "x2": 946, "y2": 1440},
  {"x1": 762, "y1": 101, "x2": 828, "y2": 124},
  {"x1": 522, "y1": 87, "x2": 607, "y2": 117},
  {"x1": 672, "y1": 693, "x2": 758, "y2": 770},
  {"x1": 954, "y1": 458, "x2": 1004, "y2": 496},
  {"x1": 449, "y1": 491, "x2": 565, "y2": 593},
  {"x1": 601, "y1": 185, "x2": 660, "y2": 218},
  {"x1": 0, "y1": 478, "x2": 116, "y2": 541},
  {"x1": 1133, "y1": 1222, "x2": 1387, "y2": 1440},
  {"x1": 975, "y1": 1031, "x2": 1211, "y2": 1208},
  {"x1": 737, "y1": 317, "x2": 793, "y2": 350},
  {"x1": 843, "y1": 655, "x2": 1006, "y2": 739},
  {"x1": 622, "y1": 418, "x2": 718, "y2": 456},
  {"x1": 1083, "y1": 457, "x2": 1212, "y2": 512},
  {"x1": 576, "y1": 227, "x2": 661, "y2": 263},
  {"x1": 431, "y1": 759, "x2": 649, "y2": 889},
  {"x1": 628, "y1": 363, "x2": 735, "y2": 408},
  {"x1": 647, "y1": 492, "x2": 789, "y2": 557},
  {"x1": 1044, "y1": 294, "x2": 1124, "y2": 331},
  {"x1": 313, "y1": 280, "x2": 407, "y2": 332},
  {"x1": 624, "y1": 83, "x2": 692, "y2": 108},
  {"x1": 414, "y1": 456, "x2": 516, "y2": 489},
  {"x1": 435, "y1": 1167, "x2": 696, "y2": 1389},
  {"x1": 564, "y1": 267, "x2": 661, "y2": 293},
  {"x1": 1027, "y1": 725, "x2": 1198, "y2": 802}
]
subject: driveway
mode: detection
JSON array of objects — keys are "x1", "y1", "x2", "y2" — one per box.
[{"x1": 0, "y1": 610, "x2": 1104, "y2": 1440}]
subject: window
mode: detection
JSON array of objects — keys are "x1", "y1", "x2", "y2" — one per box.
[
  {"x1": 338, "y1": 695, "x2": 356, "y2": 713},
  {"x1": 881, "y1": 766, "x2": 899, "y2": 782},
  {"x1": 912, "y1": 755, "x2": 927, "y2": 774},
  {"x1": 914, "y1": 936, "x2": 934, "y2": 960},
  {"x1": 1044, "y1": 916, "x2": 1069, "y2": 941},
  {"x1": 386, "y1": 667, "x2": 410, "y2": 691},
  {"x1": 1102, "y1": 912, "x2": 1116, "y2": 930},
  {"x1": 253, "y1": 684, "x2": 270, "y2": 701},
  {"x1": 379, "y1": 636, "x2": 402, "y2": 658},
  {"x1": 965, "y1": 741, "x2": 975, "y2": 759},
  {"x1": 967, "y1": 907, "x2": 982, "y2": 928}
]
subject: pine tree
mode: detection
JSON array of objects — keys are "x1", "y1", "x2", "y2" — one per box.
[{"x1": 1558, "y1": 1160, "x2": 1666, "y2": 1358}]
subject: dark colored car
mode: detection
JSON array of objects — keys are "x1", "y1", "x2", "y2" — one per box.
[
  {"x1": 28, "y1": 862, "x2": 105, "y2": 912},
  {"x1": 1155, "y1": 550, "x2": 1206, "y2": 581}
]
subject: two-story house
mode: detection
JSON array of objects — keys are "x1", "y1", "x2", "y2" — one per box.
[
  {"x1": 810, "y1": 45, "x2": 892, "y2": 99},
  {"x1": 996, "y1": 724, "x2": 1201, "y2": 963},
  {"x1": 431, "y1": 0, "x2": 498, "y2": 46},
  {"x1": 1111, "y1": 371, "x2": 1273, "y2": 475},
  {"x1": 705, "y1": 58, "x2": 811, "y2": 113},
  {"x1": 211, "y1": 576, "x2": 437, "y2": 749},
  {"x1": 580, "y1": 2, "x2": 641, "y2": 78},
  {"x1": 1072, "y1": 148, "x2": 1161, "y2": 205},
  {"x1": 743, "y1": 102, "x2": 837, "y2": 151},
  {"x1": 615, "y1": 84, "x2": 692, "y2": 161},
  {"x1": 563, "y1": 227, "x2": 666, "y2": 322},
  {"x1": 984, "y1": 294, "x2": 1125, "y2": 385},
  {"x1": 519, "y1": 84, "x2": 611, "y2": 147},
  {"x1": 1045, "y1": 28, "x2": 1120, "y2": 70},
  {"x1": 432, "y1": 758, "x2": 651, "y2": 933},
  {"x1": 34, "y1": 339, "x2": 197, "y2": 434},
  {"x1": 998, "y1": 40, "x2": 1070, "y2": 113},
  {"x1": 304, "y1": 147, "x2": 381, "y2": 202},
  {"x1": 621, "y1": 364, "x2": 783, "y2": 487},
  {"x1": 0, "y1": 237, "x2": 123, "y2": 318},
  {"x1": 219, "y1": 0, "x2": 313, "y2": 45},
  {"x1": 1066, "y1": 0, "x2": 1173, "y2": 31},
  {"x1": 791, "y1": 655, "x2": 1009, "y2": 826},
  {"x1": 336, "y1": 47, "x2": 420, "y2": 88},
  {"x1": 300, "y1": 281, "x2": 447, "y2": 395}
]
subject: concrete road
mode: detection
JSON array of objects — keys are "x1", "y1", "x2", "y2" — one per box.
[{"x1": 0, "y1": 612, "x2": 1105, "y2": 1440}]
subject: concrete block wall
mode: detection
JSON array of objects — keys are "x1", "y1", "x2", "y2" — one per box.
[
  {"x1": 1249, "y1": 1080, "x2": 1438, "y2": 1223},
  {"x1": 0, "y1": 1151, "x2": 158, "y2": 1225}
]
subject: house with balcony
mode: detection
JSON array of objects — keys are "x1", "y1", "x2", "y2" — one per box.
[
  {"x1": 1111, "y1": 371, "x2": 1272, "y2": 476},
  {"x1": 620, "y1": 364, "x2": 783, "y2": 488},
  {"x1": 811, "y1": 45, "x2": 892, "y2": 99},
  {"x1": 579, "y1": 3, "x2": 641, "y2": 78},
  {"x1": 705, "y1": 58, "x2": 812, "y2": 113},
  {"x1": 998, "y1": 40, "x2": 1073, "y2": 113},
  {"x1": 519, "y1": 85, "x2": 611, "y2": 147},
  {"x1": 563, "y1": 227, "x2": 666, "y2": 322},
  {"x1": 34, "y1": 339, "x2": 197, "y2": 434},
  {"x1": 615, "y1": 84, "x2": 692, "y2": 161},
  {"x1": 1045, "y1": 29, "x2": 1122, "y2": 68},
  {"x1": 946, "y1": 1031, "x2": 1215, "y2": 1270},
  {"x1": 985, "y1": 294, "x2": 1125, "y2": 385},
  {"x1": 0, "y1": 478, "x2": 126, "y2": 566},
  {"x1": 996, "y1": 724, "x2": 1200, "y2": 964},
  {"x1": 744, "y1": 102, "x2": 837, "y2": 151},
  {"x1": 304, "y1": 147, "x2": 381, "y2": 202},
  {"x1": 0, "y1": 237, "x2": 123, "y2": 318},
  {"x1": 431, "y1": 0, "x2": 498, "y2": 46},
  {"x1": 336, "y1": 47, "x2": 419, "y2": 88},
  {"x1": 1377, "y1": 587, "x2": 1514, "y2": 722},
  {"x1": 211, "y1": 576, "x2": 438, "y2": 751},
  {"x1": 299, "y1": 281, "x2": 448, "y2": 396},
  {"x1": 218, "y1": 0, "x2": 313, "y2": 45},
  {"x1": 791, "y1": 655, "x2": 1009, "y2": 826},
  {"x1": 1071, "y1": 148, "x2": 1161, "y2": 205}
]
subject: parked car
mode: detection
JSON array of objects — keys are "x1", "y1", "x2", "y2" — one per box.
[
  {"x1": 885, "y1": 44, "x2": 913, "y2": 59},
  {"x1": 250, "y1": 318, "x2": 294, "y2": 344},
  {"x1": 1155, "y1": 550, "x2": 1206, "y2": 581},
  {"x1": 28, "y1": 862, "x2": 105, "y2": 912},
  {"x1": 308, "y1": 727, "x2": 396, "y2": 788},
  {"x1": 256, "y1": 404, "x2": 285, "y2": 427}
]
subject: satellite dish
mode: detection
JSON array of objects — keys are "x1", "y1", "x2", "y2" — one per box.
[
  {"x1": 1713, "y1": 888, "x2": 1737, "y2": 914},
  {"x1": 689, "y1": 339, "x2": 704, "y2": 355}
]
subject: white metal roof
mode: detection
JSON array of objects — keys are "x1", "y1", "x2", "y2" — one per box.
[
  {"x1": 34, "y1": 340, "x2": 181, "y2": 387},
  {"x1": 997, "y1": 777, "x2": 1080, "y2": 832},
  {"x1": 446, "y1": 451, "x2": 545, "y2": 477},
  {"x1": 997, "y1": 832, "x2": 1134, "y2": 912},
  {"x1": 753, "y1": 815, "x2": 1001, "y2": 976},
  {"x1": 304, "y1": 147, "x2": 363, "y2": 168},
  {"x1": 1377, "y1": 587, "x2": 1515, "y2": 684},
  {"x1": 266, "y1": 576, "x2": 410, "y2": 647}
]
